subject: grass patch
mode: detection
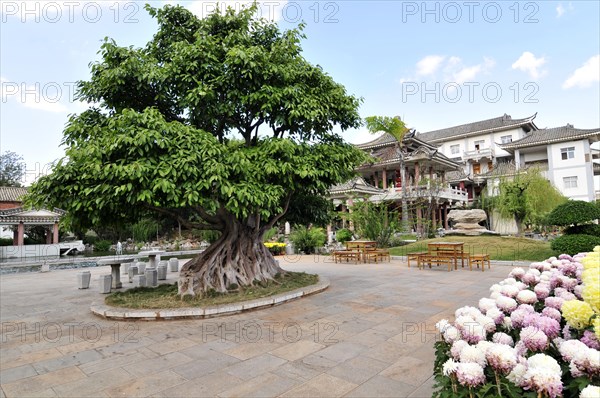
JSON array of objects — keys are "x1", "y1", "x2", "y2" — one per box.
[
  {"x1": 389, "y1": 235, "x2": 555, "y2": 262},
  {"x1": 105, "y1": 271, "x2": 319, "y2": 309}
]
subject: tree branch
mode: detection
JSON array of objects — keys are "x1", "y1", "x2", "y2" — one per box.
[
  {"x1": 260, "y1": 193, "x2": 292, "y2": 234},
  {"x1": 146, "y1": 205, "x2": 221, "y2": 231}
]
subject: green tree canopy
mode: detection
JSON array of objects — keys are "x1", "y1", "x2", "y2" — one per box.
[
  {"x1": 546, "y1": 200, "x2": 600, "y2": 226},
  {"x1": 0, "y1": 151, "x2": 25, "y2": 187},
  {"x1": 494, "y1": 168, "x2": 566, "y2": 236},
  {"x1": 26, "y1": 4, "x2": 365, "y2": 296}
]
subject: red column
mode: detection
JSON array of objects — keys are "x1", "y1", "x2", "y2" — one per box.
[
  {"x1": 459, "y1": 181, "x2": 465, "y2": 190},
  {"x1": 17, "y1": 222, "x2": 24, "y2": 246},
  {"x1": 13, "y1": 228, "x2": 18, "y2": 246},
  {"x1": 432, "y1": 204, "x2": 437, "y2": 230},
  {"x1": 53, "y1": 223, "x2": 59, "y2": 243},
  {"x1": 373, "y1": 172, "x2": 379, "y2": 188},
  {"x1": 382, "y1": 169, "x2": 387, "y2": 189},
  {"x1": 444, "y1": 204, "x2": 449, "y2": 229},
  {"x1": 46, "y1": 228, "x2": 52, "y2": 244},
  {"x1": 415, "y1": 163, "x2": 420, "y2": 186}
]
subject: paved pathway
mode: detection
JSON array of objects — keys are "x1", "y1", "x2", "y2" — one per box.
[{"x1": 0, "y1": 255, "x2": 516, "y2": 397}]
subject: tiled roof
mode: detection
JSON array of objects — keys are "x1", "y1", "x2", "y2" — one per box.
[
  {"x1": 417, "y1": 113, "x2": 537, "y2": 143},
  {"x1": 355, "y1": 133, "x2": 398, "y2": 149},
  {"x1": 499, "y1": 124, "x2": 600, "y2": 150},
  {"x1": 329, "y1": 177, "x2": 384, "y2": 196},
  {"x1": 0, "y1": 186, "x2": 28, "y2": 202}
]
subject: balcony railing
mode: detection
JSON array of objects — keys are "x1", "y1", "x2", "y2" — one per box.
[
  {"x1": 463, "y1": 147, "x2": 494, "y2": 161},
  {"x1": 379, "y1": 186, "x2": 469, "y2": 202}
]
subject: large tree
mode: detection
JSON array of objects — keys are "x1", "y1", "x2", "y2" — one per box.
[
  {"x1": 26, "y1": 4, "x2": 365, "y2": 296},
  {"x1": 494, "y1": 167, "x2": 566, "y2": 236},
  {"x1": 0, "y1": 151, "x2": 25, "y2": 187}
]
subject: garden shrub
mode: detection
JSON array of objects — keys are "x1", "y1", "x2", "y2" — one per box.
[
  {"x1": 547, "y1": 200, "x2": 600, "y2": 227},
  {"x1": 550, "y1": 234, "x2": 600, "y2": 255},
  {"x1": 565, "y1": 223, "x2": 600, "y2": 237},
  {"x1": 289, "y1": 226, "x2": 326, "y2": 254},
  {"x1": 335, "y1": 228, "x2": 353, "y2": 243},
  {"x1": 94, "y1": 240, "x2": 112, "y2": 252}
]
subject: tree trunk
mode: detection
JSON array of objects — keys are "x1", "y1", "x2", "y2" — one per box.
[
  {"x1": 178, "y1": 217, "x2": 285, "y2": 297},
  {"x1": 514, "y1": 216, "x2": 524, "y2": 237}
]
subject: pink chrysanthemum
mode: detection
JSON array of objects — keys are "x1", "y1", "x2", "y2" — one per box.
[
  {"x1": 534, "y1": 283, "x2": 551, "y2": 300},
  {"x1": 522, "y1": 313, "x2": 561, "y2": 339},
  {"x1": 581, "y1": 330, "x2": 600, "y2": 350},
  {"x1": 544, "y1": 296, "x2": 565, "y2": 310},
  {"x1": 492, "y1": 332, "x2": 514, "y2": 347},
  {"x1": 520, "y1": 326, "x2": 548, "y2": 352},
  {"x1": 455, "y1": 362, "x2": 486, "y2": 388},
  {"x1": 541, "y1": 307, "x2": 562, "y2": 322}
]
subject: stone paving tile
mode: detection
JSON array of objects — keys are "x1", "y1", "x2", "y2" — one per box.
[
  {"x1": 345, "y1": 328, "x2": 394, "y2": 347},
  {"x1": 271, "y1": 361, "x2": 322, "y2": 383},
  {"x1": 153, "y1": 372, "x2": 245, "y2": 397},
  {"x1": 104, "y1": 370, "x2": 187, "y2": 397},
  {"x1": 94, "y1": 337, "x2": 156, "y2": 357},
  {"x1": 145, "y1": 337, "x2": 197, "y2": 356},
  {"x1": 223, "y1": 341, "x2": 284, "y2": 360},
  {"x1": 0, "y1": 347, "x2": 64, "y2": 371},
  {"x1": 344, "y1": 375, "x2": 416, "y2": 398},
  {"x1": 316, "y1": 341, "x2": 369, "y2": 363},
  {"x1": 52, "y1": 367, "x2": 134, "y2": 397},
  {"x1": 327, "y1": 355, "x2": 390, "y2": 384},
  {"x1": 223, "y1": 353, "x2": 287, "y2": 381},
  {"x1": 380, "y1": 355, "x2": 433, "y2": 387},
  {"x1": 362, "y1": 340, "x2": 419, "y2": 364},
  {"x1": 32, "y1": 348, "x2": 104, "y2": 374},
  {"x1": 123, "y1": 351, "x2": 194, "y2": 377},
  {"x1": 172, "y1": 349, "x2": 240, "y2": 380},
  {"x1": 280, "y1": 373, "x2": 358, "y2": 397},
  {"x1": 218, "y1": 371, "x2": 299, "y2": 397},
  {"x1": 1, "y1": 366, "x2": 86, "y2": 397},
  {"x1": 269, "y1": 339, "x2": 325, "y2": 361},
  {"x1": 408, "y1": 375, "x2": 436, "y2": 398},
  {"x1": 78, "y1": 350, "x2": 154, "y2": 375},
  {"x1": 0, "y1": 364, "x2": 38, "y2": 384}
]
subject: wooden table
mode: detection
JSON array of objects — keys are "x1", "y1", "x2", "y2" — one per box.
[
  {"x1": 427, "y1": 242, "x2": 465, "y2": 270},
  {"x1": 345, "y1": 241, "x2": 377, "y2": 262}
]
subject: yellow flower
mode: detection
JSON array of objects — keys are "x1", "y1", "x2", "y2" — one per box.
[
  {"x1": 561, "y1": 300, "x2": 595, "y2": 329},
  {"x1": 594, "y1": 317, "x2": 600, "y2": 340}
]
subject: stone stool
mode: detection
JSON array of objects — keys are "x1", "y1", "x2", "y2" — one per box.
[
  {"x1": 157, "y1": 264, "x2": 167, "y2": 280},
  {"x1": 136, "y1": 261, "x2": 146, "y2": 274},
  {"x1": 133, "y1": 274, "x2": 146, "y2": 288},
  {"x1": 77, "y1": 271, "x2": 91, "y2": 289},
  {"x1": 128, "y1": 265, "x2": 138, "y2": 283},
  {"x1": 145, "y1": 268, "x2": 158, "y2": 287},
  {"x1": 169, "y1": 258, "x2": 179, "y2": 272},
  {"x1": 99, "y1": 275, "x2": 112, "y2": 293}
]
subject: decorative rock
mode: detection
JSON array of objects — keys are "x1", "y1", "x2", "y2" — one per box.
[
  {"x1": 145, "y1": 268, "x2": 158, "y2": 287},
  {"x1": 446, "y1": 209, "x2": 499, "y2": 236},
  {"x1": 128, "y1": 266, "x2": 138, "y2": 283},
  {"x1": 136, "y1": 261, "x2": 146, "y2": 274},
  {"x1": 133, "y1": 274, "x2": 146, "y2": 288},
  {"x1": 99, "y1": 275, "x2": 112, "y2": 293},
  {"x1": 168, "y1": 258, "x2": 179, "y2": 272},
  {"x1": 77, "y1": 271, "x2": 91, "y2": 289},
  {"x1": 157, "y1": 264, "x2": 167, "y2": 280}
]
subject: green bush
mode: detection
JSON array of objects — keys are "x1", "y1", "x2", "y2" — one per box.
[
  {"x1": 289, "y1": 226, "x2": 326, "y2": 254},
  {"x1": 0, "y1": 238, "x2": 13, "y2": 246},
  {"x1": 83, "y1": 234, "x2": 97, "y2": 245},
  {"x1": 565, "y1": 223, "x2": 600, "y2": 236},
  {"x1": 94, "y1": 240, "x2": 112, "y2": 252},
  {"x1": 131, "y1": 219, "x2": 158, "y2": 242},
  {"x1": 263, "y1": 227, "x2": 278, "y2": 242},
  {"x1": 546, "y1": 200, "x2": 600, "y2": 226},
  {"x1": 192, "y1": 230, "x2": 221, "y2": 244},
  {"x1": 550, "y1": 234, "x2": 600, "y2": 255},
  {"x1": 335, "y1": 228, "x2": 353, "y2": 243}
]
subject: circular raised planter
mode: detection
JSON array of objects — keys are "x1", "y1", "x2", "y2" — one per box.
[{"x1": 91, "y1": 276, "x2": 329, "y2": 321}]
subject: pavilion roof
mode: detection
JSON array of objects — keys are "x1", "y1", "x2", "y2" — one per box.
[
  {"x1": 0, "y1": 186, "x2": 28, "y2": 202},
  {"x1": 498, "y1": 124, "x2": 600, "y2": 151},
  {"x1": 329, "y1": 176, "x2": 384, "y2": 198},
  {"x1": 0, "y1": 207, "x2": 65, "y2": 225}
]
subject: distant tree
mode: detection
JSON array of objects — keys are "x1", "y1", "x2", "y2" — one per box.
[
  {"x1": 0, "y1": 151, "x2": 25, "y2": 187},
  {"x1": 546, "y1": 200, "x2": 600, "y2": 227},
  {"x1": 495, "y1": 168, "x2": 566, "y2": 236},
  {"x1": 26, "y1": 4, "x2": 365, "y2": 296},
  {"x1": 364, "y1": 116, "x2": 409, "y2": 229}
]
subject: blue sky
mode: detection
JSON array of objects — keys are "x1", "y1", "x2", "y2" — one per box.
[{"x1": 1, "y1": 1, "x2": 599, "y2": 184}]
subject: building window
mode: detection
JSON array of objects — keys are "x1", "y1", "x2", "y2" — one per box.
[
  {"x1": 563, "y1": 176, "x2": 578, "y2": 188},
  {"x1": 473, "y1": 164, "x2": 481, "y2": 174},
  {"x1": 500, "y1": 135, "x2": 512, "y2": 144},
  {"x1": 450, "y1": 145, "x2": 460, "y2": 155},
  {"x1": 474, "y1": 140, "x2": 485, "y2": 150},
  {"x1": 561, "y1": 147, "x2": 575, "y2": 160}
]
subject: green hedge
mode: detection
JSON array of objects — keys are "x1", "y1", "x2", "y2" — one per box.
[
  {"x1": 550, "y1": 234, "x2": 600, "y2": 255},
  {"x1": 565, "y1": 223, "x2": 600, "y2": 236}
]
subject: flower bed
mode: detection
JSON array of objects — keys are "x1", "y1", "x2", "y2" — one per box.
[
  {"x1": 264, "y1": 242, "x2": 286, "y2": 255},
  {"x1": 433, "y1": 246, "x2": 599, "y2": 398}
]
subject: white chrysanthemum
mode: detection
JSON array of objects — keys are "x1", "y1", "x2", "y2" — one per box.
[
  {"x1": 571, "y1": 347, "x2": 600, "y2": 376},
  {"x1": 527, "y1": 353, "x2": 561, "y2": 375},
  {"x1": 451, "y1": 340, "x2": 469, "y2": 359},
  {"x1": 509, "y1": 267, "x2": 526, "y2": 279},
  {"x1": 443, "y1": 326, "x2": 461, "y2": 344},
  {"x1": 442, "y1": 358, "x2": 458, "y2": 376},
  {"x1": 496, "y1": 296, "x2": 518, "y2": 312},
  {"x1": 456, "y1": 306, "x2": 482, "y2": 318},
  {"x1": 501, "y1": 284, "x2": 520, "y2": 298},
  {"x1": 490, "y1": 291, "x2": 501, "y2": 300},
  {"x1": 492, "y1": 332, "x2": 514, "y2": 346},
  {"x1": 435, "y1": 319, "x2": 450, "y2": 333},
  {"x1": 515, "y1": 281, "x2": 529, "y2": 291},
  {"x1": 475, "y1": 314, "x2": 496, "y2": 333},
  {"x1": 455, "y1": 362, "x2": 486, "y2": 387},
  {"x1": 486, "y1": 307, "x2": 504, "y2": 324},
  {"x1": 479, "y1": 298, "x2": 497, "y2": 312},
  {"x1": 476, "y1": 340, "x2": 494, "y2": 354},
  {"x1": 460, "y1": 344, "x2": 487, "y2": 367},
  {"x1": 486, "y1": 343, "x2": 517, "y2": 373},
  {"x1": 559, "y1": 340, "x2": 589, "y2": 362},
  {"x1": 516, "y1": 289, "x2": 538, "y2": 304},
  {"x1": 490, "y1": 284, "x2": 502, "y2": 293},
  {"x1": 580, "y1": 385, "x2": 600, "y2": 398},
  {"x1": 551, "y1": 260, "x2": 562, "y2": 267},
  {"x1": 501, "y1": 277, "x2": 518, "y2": 285},
  {"x1": 507, "y1": 363, "x2": 527, "y2": 386},
  {"x1": 529, "y1": 268, "x2": 542, "y2": 276},
  {"x1": 503, "y1": 316, "x2": 513, "y2": 329}
]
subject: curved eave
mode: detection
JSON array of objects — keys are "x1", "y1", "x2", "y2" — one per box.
[
  {"x1": 499, "y1": 131, "x2": 600, "y2": 152},
  {"x1": 425, "y1": 114, "x2": 538, "y2": 144}
]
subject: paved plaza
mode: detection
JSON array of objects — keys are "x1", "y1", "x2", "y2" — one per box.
[{"x1": 0, "y1": 256, "x2": 517, "y2": 397}]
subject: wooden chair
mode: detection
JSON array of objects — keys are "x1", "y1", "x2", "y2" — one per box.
[
  {"x1": 407, "y1": 252, "x2": 428, "y2": 268},
  {"x1": 333, "y1": 250, "x2": 361, "y2": 264},
  {"x1": 469, "y1": 254, "x2": 491, "y2": 272},
  {"x1": 418, "y1": 254, "x2": 453, "y2": 271}
]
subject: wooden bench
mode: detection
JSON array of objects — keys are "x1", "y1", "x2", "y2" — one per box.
[
  {"x1": 418, "y1": 254, "x2": 453, "y2": 271},
  {"x1": 469, "y1": 254, "x2": 491, "y2": 272},
  {"x1": 333, "y1": 250, "x2": 361, "y2": 264},
  {"x1": 364, "y1": 249, "x2": 390, "y2": 263},
  {"x1": 407, "y1": 252, "x2": 428, "y2": 268}
]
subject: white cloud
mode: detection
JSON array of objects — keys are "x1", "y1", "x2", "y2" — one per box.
[
  {"x1": 511, "y1": 52, "x2": 547, "y2": 79},
  {"x1": 416, "y1": 55, "x2": 445, "y2": 76},
  {"x1": 1, "y1": 79, "x2": 69, "y2": 113},
  {"x1": 563, "y1": 55, "x2": 600, "y2": 89},
  {"x1": 556, "y1": 2, "x2": 574, "y2": 18}
]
